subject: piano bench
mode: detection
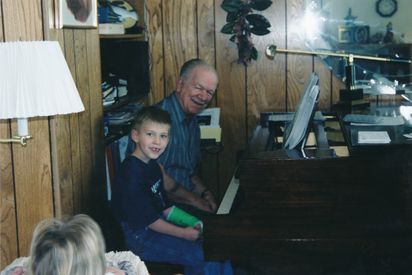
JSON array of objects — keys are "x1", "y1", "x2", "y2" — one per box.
[{"x1": 144, "y1": 261, "x2": 184, "y2": 275}]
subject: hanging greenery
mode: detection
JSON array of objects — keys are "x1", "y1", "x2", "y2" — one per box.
[{"x1": 221, "y1": 0, "x2": 272, "y2": 66}]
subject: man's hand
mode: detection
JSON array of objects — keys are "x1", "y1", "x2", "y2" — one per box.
[
  {"x1": 191, "y1": 196, "x2": 216, "y2": 213},
  {"x1": 192, "y1": 175, "x2": 218, "y2": 213},
  {"x1": 201, "y1": 189, "x2": 218, "y2": 213}
]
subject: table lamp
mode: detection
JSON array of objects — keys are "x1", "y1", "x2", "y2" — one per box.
[{"x1": 0, "y1": 41, "x2": 85, "y2": 145}]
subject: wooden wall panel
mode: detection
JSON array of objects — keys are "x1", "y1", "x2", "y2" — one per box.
[
  {"x1": 86, "y1": 29, "x2": 107, "y2": 219},
  {"x1": 286, "y1": 0, "x2": 312, "y2": 112},
  {"x1": 197, "y1": 0, "x2": 215, "y2": 68},
  {"x1": 2, "y1": 0, "x2": 43, "y2": 41},
  {"x1": 49, "y1": 29, "x2": 75, "y2": 219},
  {"x1": 146, "y1": 0, "x2": 164, "y2": 105},
  {"x1": 74, "y1": 30, "x2": 93, "y2": 215},
  {"x1": 315, "y1": 56, "x2": 333, "y2": 111},
  {"x1": 215, "y1": 0, "x2": 247, "y2": 198},
  {"x1": 162, "y1": 0, "x2": 198, "y2": 97},
  {"x1": 197, "y1": 0, "x2": 219, "y2": 196},
  {"x1": 0, "y1": 121, "x2": 18, "y2": 269},
  {"x1": 247, "y1": 0, "x2": 286, "y2": 139},
  {"x1": 13, "y1": 118, "x2": 54, "y2": 257},
  {"x1": 63, "y1": 30, "x2": 83, "y2": 216}
]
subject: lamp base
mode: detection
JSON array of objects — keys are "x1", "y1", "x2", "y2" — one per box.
[
  {"x1": 336, "y1": 88, "x2": 370, "y2": 109},
  {"x1": 334, "y1": 99, "x2": 370, "y2": 109},
  {"x1": 339, "y1": 88, "x2": 363, "y2": 102}
]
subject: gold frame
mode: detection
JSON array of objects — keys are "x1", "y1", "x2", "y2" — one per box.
[
  {"x1": 55, "y1": 0, "x2": 97, "y2": 29},
  {"x1": 338, "y1": 26, "x2": 354, "y2": 43}
]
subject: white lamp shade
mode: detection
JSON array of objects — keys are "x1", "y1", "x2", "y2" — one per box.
[{"x1": 0, "y1": 41, "x2": 85, "y2": 119}]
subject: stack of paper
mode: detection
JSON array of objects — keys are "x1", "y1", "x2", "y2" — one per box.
[
  {"x1": 99, "y1": 23, "x2": 125, "y2": 35},
  {"x1": 107, "y1": 111, "x2": 134, "y2": 125},
  {"x1": 196, "y1": 108, "x2": 221, "y2": 143},
  {"x1": 358, "y1": 131, "x2": 391, "y2": 144}
]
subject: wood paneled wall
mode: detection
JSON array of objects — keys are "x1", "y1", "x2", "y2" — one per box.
[
  {"x1": 145, "y1": 0, "x2": 346, "y2": 199},
  {"x1": 0, "y1": 0, "x2": 105, "y2": 270}
]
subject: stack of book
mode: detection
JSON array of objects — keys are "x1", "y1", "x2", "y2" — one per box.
[
  {"x1": 117, "y1": 78, "x2": 128, "y2": 97},
  {"x1": 98, "y1": 1, "x2": 125, "y2": 34},
  {"x1": 102, "y1": 82, "x2": 117, "y2": 107},
  {"x1": 102, "y1": 78, "x2": 128, "y2": 107},
  {"x1": 105, "y1": 102, "x2": 143, "y2": 135},
  {"x1": 107, "y1": 110, "x2": 134, "y2": 126}
]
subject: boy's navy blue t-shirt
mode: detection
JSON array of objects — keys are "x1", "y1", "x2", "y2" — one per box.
[{"x1": 110, "y1": 156, "x2": 173, "y2": 231}]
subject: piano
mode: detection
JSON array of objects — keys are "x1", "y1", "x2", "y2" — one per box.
[{"x1": 203, "y1": 104, "x2": 412, "y2": 274}]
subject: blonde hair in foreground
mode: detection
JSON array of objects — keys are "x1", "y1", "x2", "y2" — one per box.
[{"x1": 28, "y1": 214, "x2": 106, "y2": 275}]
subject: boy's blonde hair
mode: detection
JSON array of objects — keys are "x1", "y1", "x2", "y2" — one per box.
[
  {"x1": 133, "y1": 106, "x2": 172, "y2": 132},
  {"x1": 28, "y1": 214, "x2": 106, "y2": 275}
]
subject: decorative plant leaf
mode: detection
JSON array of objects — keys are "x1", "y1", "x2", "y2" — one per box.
[
  {"x1": 221, "y1": 0, "x2": 242, "y2": 13},
  {"x1": 248, "y1": 0, "x2": 273, "y2": 11},
  {"x1": 227, "y1": 11, "x2": 240, "y2": 22},
  {"x1": 220, "y1": 0, "x2": 271, "y2": 66},
  {"x1": 246, "y1": 14, "x2": 271, "y2": 29},
  {"x1": 221, "y1": 21, "x2": 236, "y2": 34},
  {"x1": 250, "y1": 27, "x2": 270, "y2": 36},
  {"x1": 250, "y1": 47, "x2": 258, "y2": 61}
]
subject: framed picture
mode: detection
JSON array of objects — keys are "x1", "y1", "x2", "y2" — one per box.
[
  {"x1": 55, "y1": 0, "x2": 97, "y2": 28},
  {"x1": 354, "y1": 26, "x2": 370, "y2": 44},
  {"x1": 338, "y1": 26, "x2": 354, "y2": 43}
]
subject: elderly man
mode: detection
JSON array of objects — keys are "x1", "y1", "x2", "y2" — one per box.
[{"x1": 155, "y1": 59, "x2": 219, "y2": 216}]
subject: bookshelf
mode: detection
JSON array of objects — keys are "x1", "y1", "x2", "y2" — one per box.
[
  {"x1": 100, "y1": 0, "x2": 149, "y2": 144},
  {"x1": 100, "y1": 34, "x2": 145, "y2": 40},
  {"x1": 99, "y1": 0, "x2": 149, "y2": 203},
  {"x1": 103, "y1": 94, "x2": 147, "y2": 112},
  {"x1": 100, "y1": 36, "x2": 149, "y2": 144}
]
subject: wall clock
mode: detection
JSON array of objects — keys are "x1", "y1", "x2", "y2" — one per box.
[{"x1": 376, "y1": 0, "x2": 397, "y2": 17}]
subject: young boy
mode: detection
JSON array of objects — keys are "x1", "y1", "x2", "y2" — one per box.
[{"x1": 110, "y1": 106, "x2": 232, "y2": 275}]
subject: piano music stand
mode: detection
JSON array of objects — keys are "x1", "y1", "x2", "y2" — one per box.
[
  {"x1": 282, "y1": 73, "x2": 321, "y2": 157},
  {"x1": 282, "y1": 98, "x2": 319, "y2": 158}
]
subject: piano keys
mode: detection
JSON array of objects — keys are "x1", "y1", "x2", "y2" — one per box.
[
  {"x1": 216, "y1": 174, "x2": 239, "y2": 215},
  {"x1": 203, "y1": 111, "x2": 412, "y2": 273}
]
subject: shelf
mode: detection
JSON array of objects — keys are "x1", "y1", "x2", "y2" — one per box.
[
  {"x1": 100, "y1": 34, "x2": 144, "y2": 39},
  {"x1": 103, "y1": 94, "x2": 147, "y2": 112}
]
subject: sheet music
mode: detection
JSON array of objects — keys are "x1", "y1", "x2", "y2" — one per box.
[
  {"x1": 284, "y1": 73, "x2": 319, "y2": 144},
  {"x1": 216, "y1": 175, "x2": 239, "y2": 215}
]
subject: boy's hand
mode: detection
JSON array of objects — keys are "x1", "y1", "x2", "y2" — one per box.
[{"x1": 183, "y1": 225, "x2": 202, "y2": 242}]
